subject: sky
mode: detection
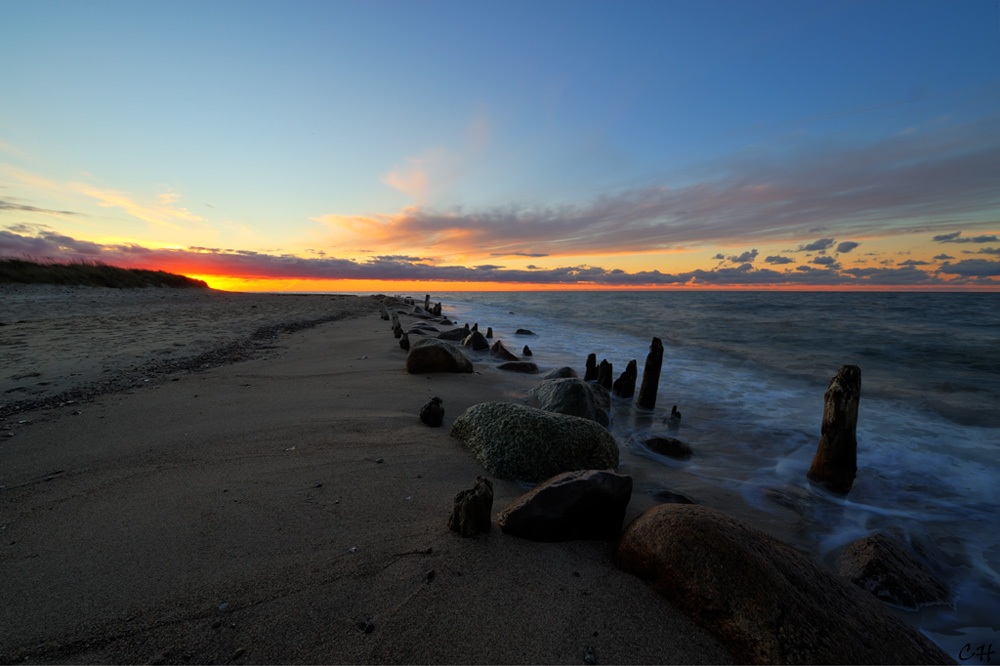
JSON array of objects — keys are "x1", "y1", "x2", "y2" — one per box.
[{"x1": 1, "y1": 0, "x2": 999, "y2": 291}]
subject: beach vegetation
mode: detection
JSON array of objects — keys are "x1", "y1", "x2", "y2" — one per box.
[{"x1": 0, "y1": 258, "x2": 209, "y2": 289}]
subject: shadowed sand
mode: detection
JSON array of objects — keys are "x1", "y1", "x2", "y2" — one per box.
[{"x1": 0, "y1": 286, "x2": 732, "y2": 664}]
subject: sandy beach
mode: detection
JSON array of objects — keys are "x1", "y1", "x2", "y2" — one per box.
[{"x1": 0, "y1": 286, "x2": 732, "y2": 664}]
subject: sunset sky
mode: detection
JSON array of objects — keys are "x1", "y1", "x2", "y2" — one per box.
[{"x1": 2, "y1": 0, "x2": 999, "y2": 291}]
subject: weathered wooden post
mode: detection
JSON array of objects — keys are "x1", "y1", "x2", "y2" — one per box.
[
  {"x1": 613, "y1": 359, "x2": 638, "y2": 398},
  {"x1": 597, "y1": 360, "x2": 613, "y2": 390},
  {"x1": 636, "y1": 337, "x2": 663, "y2": 410},
  {"x1": 808, "y1": 365, "x2": 862, "y2": 494},
  {"x1": 584, "y1": 353, "x2": 598, "y2": 381}
]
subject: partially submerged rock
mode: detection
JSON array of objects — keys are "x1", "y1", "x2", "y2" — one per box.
[
  {"x1": 616, "y1": 504, "x2": 950, "y2": 664},
  {"x1": 642, "y1": 436, "x2": 692, "y2": 460},
  {"x1": 838, "y1": 530, "x2": 949, "y2": 609},
  {"x1": 451, "y1": 402, "x2": 619, "y2": 482},
  {"x1": 489, "y1": 339, "x2": 519, "y2": 362},
  {"x1": 462, "y1": 330, "x2": 491, "y2": 352},
  {"x1": 496, "y1": 361, "x2": 539, "y2": 373},
  {"x1": 498, "y1": 470, "x2": 632, "y2": 542},
  {"x1": 448, "y1": 476, "x2": 493, "y2": 537},
  {"x1": 437, "y1": 327, "x2": 469, "y2": 342},
  {"x1": 527, "y1": 377, "x2": 610, "y2": 426},
  {"x1": 405, "y1": 338, "x2": 473, "y2": 374}
]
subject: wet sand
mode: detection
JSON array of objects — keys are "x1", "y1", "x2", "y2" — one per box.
[{"x1": 0, "y1": 286, "x2": 732, "y2": 664}]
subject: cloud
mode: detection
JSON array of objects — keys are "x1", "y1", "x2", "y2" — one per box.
[
  {"x1": 898, "y1": 259, "x2": 930, "y2": 267},
  {"x1": 933, "y1": 231, "x2": 1000, "y2": 243},
  {"x1": 764, "y1": 255, "x2": 794, "y2": 265},
  {"x1": 797, "y1": 238, "x2": 836, "y2": 253},
  {"x1": 979, "y1": 247, "x2": 1000, "y2": 255},
  {"x1": 3, "y1": 228, "x2": 987, "y2": 289},
  {"x1": 0, "y1": 199, "x2": 82, "y2": 216},
  {"x1": 836, "y1": 241, "x2": 860, "y2": 253},
  {"x1": 727, "y1": 249, "x2": 758, "y2": 263},
  {"x1": 490, "y1": 252, "x2": 550, "y2": 258},
  {"x1": 933, "y1": 254, "x2": 954, "y2": 260},
  {"x1": 74, "y1": 185, "x2": 206, "y2": 231},
  {"x1": 812, "y1": 256, "x2": 840, "y2": 268},
  {"x1": 937, "y1": 258, "x2": 1000, "y2": 277}
]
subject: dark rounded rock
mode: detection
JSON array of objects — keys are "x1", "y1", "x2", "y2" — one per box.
[
  {"x1": 515, "y1": 329, "x2": 535, "y2": 336},
  {"x1": 837, "y1": 531, "x2": 949, "y2": 609},
  {"x1": 462, "y1": 330, "x2": 491, "y2": 351},
  {"x1": 528, "y1": 377, "x2": 610, "y2": 426},
  {"x1": 616, "y1": 504, "x2": 951, "y2": 665},
  {"x1": 642, "y1": 436, "x2": 692, "y2": 460},
  {"x1": 437, "y1": 328, "x2": 470, "y2": 341},
  {"x1": 419, "y1": 397, "x2": 444, "y2": 427},
  {"x1": 542, "y1": 366, "x2": 578, "y2": 380},
  {"x1": 522, "y1": 345, "x2": 532, "y2": 357},
  {"x1": 496, "y1": 361, "x2": 539, "y2": 373},
  {"x1": 405, "y1": 338, "x2": 473, "y2": 374},
  {"x1": 498, "y1": 470, "x2": 632, "y2": 542},
  {"x1": 489, "y1": 339, "x2": 519, "y2": 362}
]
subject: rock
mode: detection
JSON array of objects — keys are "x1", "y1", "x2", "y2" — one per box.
[
  {"x1": 522, "y1": 345, "x2": 532, "y2": 356},
  {"x1": 838, "y1": 531, "x2": 949, "y2": 609},
  {"x1": 462, "y1": 330, "x2": 491, "y2": 351},
  {"x1": 527, "y1": 377, "x2": 611, "y2": 426},
  {"x1": 498, "y1": 470, "x2": 632, "y2": 542},
  {"x1": 616, "y1": 504, "x2": 950, "y2": 665},
  {"x1": 515, "y1": 329, "x2": 535, "y2": 336},
  {"x1": 437, "y1": 328, "x2": 469, "y2": 341},
  {"x1": 584, "y1": 353, "x2": 598, "y2": 382},
  {"x1": 448, "y1": 476, "x2": 493, "y2": 537},
  {"x1": 451, "y1": 402, "x2": 619, "y2": 482},
  {"x1": 807, "y1": 365, "x2": 861, "y2": 493},
  {"x1": 648, "y1": 488, "x2": 696, "y2": 504},
  {"x1": 667, "y1": 405, "x2": 682, "y2": 428},
  {"x1": 642, "y1": 436, "x2": 692, "y2": 460},
  {"x1": 432, "y1": 302, "x2": 442, "y2": 316},
  {"x1": 405, "y1": 338, "x2": 474, "y2": 374},
  {"x1": 471, "y1": 323, "x2": 479, "y2": 332},
  {"x1": 489, "y1": 339, "x2": 519, "y2": 362},
  {"x1": 597, "y1": 359, "x2": 613, "y2": 390},
  {"x1": 399, "y1": 332, "x2": 410, "y2": 351},
  {"x1": 636, "y1": 337, "x2": 663, "y2": 410},
  {"x1": 496, "y1": 361, "x2": 539, "y2": 373},
  {"x1": 612, "y1": 359, "x2": 637, "y2": 398},
  {"x1": 486, "y1": 327, "x2": 493, "y2": 338},
  {"x1": 542, "y1": 366, "x2": 578, "y2": 380},
  {"x1": 419, "y1": 397, "x2": 444, "y2": 427}
]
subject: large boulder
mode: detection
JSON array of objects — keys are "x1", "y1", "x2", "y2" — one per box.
[
  {"x1": 451, "y1": 402, "x2": 619, "y2": 483},
  {"x1": 405, "y1": 338, "x2": 473, "y2": 374},
  {"x1": 527, "y1": 377, "x2": 611, "y2": 426},
  {"x1": 838, "y1": 531, "x2": 949, "y2": 609},
  {"x1": 642, "y1": 435, "x2": 693, "y2": 460},
  {"x1": 496, "y1": 361, "x2": 539, "y2": 373},
  {"x1": 616, "y1": 504, "x2": 951, "y2": 665},
  {"x1": 498, "y1": 470, "x2": 632, "y2": 542},
  {"x1": 542, "y1": 366, "x2": 577, "y2": 380},
  {"x1": 437, "y1": 327, "x2": 470, "y2": 341}
]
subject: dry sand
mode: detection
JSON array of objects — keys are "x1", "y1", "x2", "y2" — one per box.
[{"x1": 0, "y1": 285, "x2": 733, "y2": 664}]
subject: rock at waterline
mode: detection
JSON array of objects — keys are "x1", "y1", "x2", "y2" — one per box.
[
  {"x1": 437, "y1": 328, "x2": 469, "y2": 341},
  {"x1": 667, "y1": 405, "x2": 682, "y2": 428},
  {"x1": 498, "y1": 470, "x2": 632, "y2": 542},
  {"x1": 489, "y1": 339, "x2": 519, "y2": 362},
  {"x1": 419, "y1": 397, "x2": 444, "y2": 427},
  {"x1": 451, "y1": 402, "x2": 619, "y2": 482},
  {"x1": 542, "y1": 366, "x2": 578, "y2": 380},
  {"x1": 522, "y1": 345, "x2": 532, "y2": 357},
  {"x1": 515, "y1": 329, "x2": 535, "y2": 336},
  {"x1": 527, "y1": 377, "x2": 610, "y2": 426},
  {"x1": 486, "y1": 326, "x2": 493, "y2": 338},
  {"x1": 642, "y1": 436, "x2": 692, "y2": 460},
  {"x1": 838, "y1": 530, "x2": 949, "y2": 609},
  {"x1": 405, "y1": 338, "x2": 473, "y2": 374},
  {"x1": 636, "y1": 337, "x2": 663, "y2": 410},
  {"x1": 612, "y1": 359, "x2": 637, "y2": 398},
  {"x1": 461, "y1": 330, "x2": 491, "y2": 352},
  {"x1": 448, "y1": 476, "x2": 493, "y2": 537},
  {"x1": 807, "y1": 364, "x2": 861, "y2": 494},
  {"x1": 616, "y1": 504, "x2": 951, "y2": 665},
  {"x1": 496, "y1": 361, "x2": 539, "y2": 373}
]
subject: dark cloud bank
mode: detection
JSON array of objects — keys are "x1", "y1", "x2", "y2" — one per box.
[{"x1": 3, "y1": 228, "x2": 997, "y2": 288}]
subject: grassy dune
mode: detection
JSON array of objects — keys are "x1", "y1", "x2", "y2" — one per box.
[{"x1": 0, "y1": 258, "x2": 209, "y2": 289}]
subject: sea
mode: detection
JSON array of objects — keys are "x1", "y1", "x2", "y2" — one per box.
[{"x1": 419, "y1": 290, "x2": 999, "y2": 659}]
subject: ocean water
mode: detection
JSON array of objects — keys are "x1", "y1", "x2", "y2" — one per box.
[{"x1": 428, "y1": 290, "x2": 999, "y2": 658}]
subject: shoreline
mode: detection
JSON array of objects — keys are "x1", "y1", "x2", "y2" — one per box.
[{"x1": 0, "y1": 286, "x2": 734, "y2": 664}]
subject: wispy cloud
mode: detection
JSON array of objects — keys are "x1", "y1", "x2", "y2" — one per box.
[
  {"x1": 933, "y1": 231, "x2": 1000, "y2": 244},
  {"x1": 4, "y1": 228, "x2": 995, "y2": 288},
  {"x1": 329, "y1": 119, "x2": 1000, "y2": 259},
  {"x1": 73, "y1": 184, "x2": 206, "y2": 231},
  {"x1": 0, "y1": 199, "x2": 82, "y2": 216}
]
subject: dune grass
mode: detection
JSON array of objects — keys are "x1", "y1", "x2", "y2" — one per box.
[{"x1": 0, "y1": 258, "x2": 209, "y2": 289}]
